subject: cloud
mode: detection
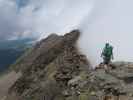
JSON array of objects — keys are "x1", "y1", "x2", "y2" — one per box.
[
  {"x1": 0, "y1": 0, "x2": 93, "y2": 40},
  {"x1": 32, "y1": 0, "x2": 94, "y2": 39},
  {"x1": 0, "y1": 0, "x2": 39, "y2": 40},
  {"x1": 78, "y1": 0, "x2": 133, "y2": 66},
  {"x1": 1, "y1": 0, "x2": 133, "y2": 66}
]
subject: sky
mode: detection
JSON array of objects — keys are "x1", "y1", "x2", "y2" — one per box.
[
  {"x1": 0, "y1": 0, "x2": 92, "y2": 40},
  {"x1": 1, "y1": 0, "x2": 133, "y2": 66},
  {"x1": 78, "y1": 0, "x2": 133, "y2": 66}
]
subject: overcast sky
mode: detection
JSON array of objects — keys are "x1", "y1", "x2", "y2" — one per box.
[
  {"x1": 0, "y1": 0, "x2": 93, "y2": 40},
  {"x1": 1, "y1": 0, "x2": 133, "y2": 65}
]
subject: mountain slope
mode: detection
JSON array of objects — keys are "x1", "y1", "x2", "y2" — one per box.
[
  {"x1": 0, "y1": 49, "x2": 23, "y2": 72},
  {"x1": 6, "y1": 30, "x2": 90, "y2": 100},
  {"x1": 0, "y1": 71, "x2": 21, "y2": 99},
  {"x1": 0, "y1": 39, "x2": 34, "y2": 72},
  {"x1": 5, "y1": 30, "x2": 133, "y2": 100}
]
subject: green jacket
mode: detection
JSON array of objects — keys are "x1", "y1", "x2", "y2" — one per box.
[{"x1": 102, "y1": 45, "x2": 113, "y2": 59}]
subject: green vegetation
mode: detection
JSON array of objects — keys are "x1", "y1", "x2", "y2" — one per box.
[{"x1": 10, "y1": 46, "x2": 34, "y2": 72}]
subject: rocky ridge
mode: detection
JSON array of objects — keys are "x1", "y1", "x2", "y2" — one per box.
[{"x1": 5, "y1": 30, "x2": 133, "y2": 100}]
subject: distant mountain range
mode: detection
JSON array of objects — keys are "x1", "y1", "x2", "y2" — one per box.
[
  {"x1": 0, "y1": 38, "x2": 34, "y2": 49},
  {"x1": 0, "y1": 49, "x2": 24, "y2": 71},
  {"x1": 0, "y1": 38, "x2": 34, "y2": 72}
]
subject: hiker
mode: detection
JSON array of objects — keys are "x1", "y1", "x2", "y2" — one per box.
[{"x1": 101, "y1": 43, "x2": 114, "y2": 65}]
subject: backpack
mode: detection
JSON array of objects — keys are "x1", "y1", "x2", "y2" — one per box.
[{"x1": 103, "y1": 46, "x2": 113, "y2": 57}]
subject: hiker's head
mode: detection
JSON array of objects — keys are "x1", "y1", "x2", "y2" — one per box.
[{"x1": 105, "y1": 43, "x2": 109, "y2": 47}]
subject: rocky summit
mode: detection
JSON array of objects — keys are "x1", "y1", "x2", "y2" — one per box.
[{"x1": 5, "y1": 30, "x2": 133, "y2": 100}]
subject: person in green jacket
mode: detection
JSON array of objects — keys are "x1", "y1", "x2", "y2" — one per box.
[{"x1": 101, "y1": 43, "x2": 114, "y2": 65}]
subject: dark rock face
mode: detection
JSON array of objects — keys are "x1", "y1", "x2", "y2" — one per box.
[{"x1": 6, "y1": 30, "x2": 133, "y2": 100}]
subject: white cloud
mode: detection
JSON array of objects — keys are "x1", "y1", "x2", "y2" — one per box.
[
  {"x1": 0, "y1": 0, "x2": 93, "y2": 39},
  {"x1": 78, "y1": 0, "x2": 133, "y2": 66},
  {"x1": 1, "y1": 0, "x2": 133, "y2": 66}
]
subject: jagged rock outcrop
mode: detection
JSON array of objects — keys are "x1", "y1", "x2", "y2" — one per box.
[
  {"x1": 6, "y1": 30, "x2": 133, "y2": 100},
  {"x1": 6, "y1": 30, "x2": 90, "y2": 100}
]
